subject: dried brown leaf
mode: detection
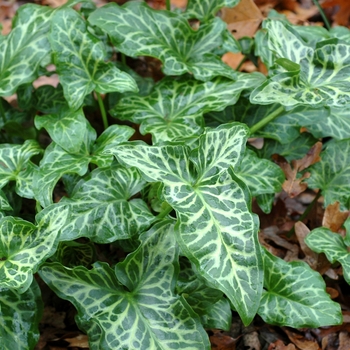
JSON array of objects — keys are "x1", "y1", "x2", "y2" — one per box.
[
  {"x1": 221, "y1": 0, "x2": 264, "y2": 39},
  {"x1": 322, "y1": 0, "x2": 350, "y2": 26},
  {"x1": 339, "y1": 331, "x2": 350, "y2": 350},
  {"x1": 322, "y1": 202, "x2": 349, "y2": 232},
  {"x1": 273, "y1": 142, "x2": 322, "y2": 198},
  {"x1": 294, "y1": 221, "x2": 318, "y2": 268},
  {"x1": 268, "y1": 340, "x2": 296, "y2": 350},
  {"x1": 283, "y1": 328, "x2": 321, "y2": 350}
]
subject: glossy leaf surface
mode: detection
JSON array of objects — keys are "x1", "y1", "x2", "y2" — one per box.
[
  {"x1": 307, "y1": 139, "x2": 350, "y2": 209},
  {"x1": 0, "y1": 204, "x2": 68, "y2": 293},
  {"x1": 235, "y1": 148, "x2": 284, "y2": 197},
  {"x1": 34, "y1": 124, "x2": 134, "y2": 207},
  {"x1": 50, "y1": 8, "x2": 137, "y2": 110},
  {"x1": 89, "y1": 2, "x2": 237, "y2": 80},
  {"x1": 40, "y1": 221, "x2": 210, "y2": 349},
  {"x1": 35, "y1": 106, "x2": 87, "y2": 153},
  {"x1": 112, "y1": 74, "x2": 265, "y2": 144},
  {"x1": 0, "y1": 280, "x2": 43, "y2": 350},
  {"x1": 305, "y1": 227, "x2": 350, "y2": 285},
  {"x1": 60, "y1": 164, "x2": 154, "y2": 243},
  {"x1": 258, "y1": 249, "x2": 342, "y2": 327},
  {"x1": 251, "y1": 20, "x2": 350, "y2": 107},
  {"x1": 0, "y1": 140, "x2": 41, "y2": 199},
  {"x1": 110, "y1": 123, "x2": 263, "y2": 325}
]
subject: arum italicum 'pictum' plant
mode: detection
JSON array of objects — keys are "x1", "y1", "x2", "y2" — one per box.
[{"x1": 1, "y1": 0, "x2": 350, "y2": 348}]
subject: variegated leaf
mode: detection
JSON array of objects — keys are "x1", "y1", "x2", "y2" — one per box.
[
  {"x1": 59, "y1": 164, "x2": 154, "y2": 243},
  {"x1": 50, "y1": 8, "x2": 137, "y2": 110},
  {"x1": 258, "y1": 133, "x2": 318, "y2": 162},
  {"x1": 35, "y1": 106, "x2": 87, "y2": 153},
  {"x1": 112, "y1": 74, "x2": 265, "y2": 144},
  {"x1": 89, "y1": 2, "x2": 238, "y2": 80},
  {"x1": 305, "y1": 227, "x2": 350, "y2": 285},
  {"x1": 110, "y1": 123, "x2": 263, "y2": 325},
  {"x1": 256, "y1": 193, "x2": 275, "y2": 214},
  {"x1": 287, "y1": 106, "x2": 350, "y2": 140},
  {"x1": 0, "y1": 190, "x2": 12, "y2": 211},
  {"x1": 258, "y1": 249, "x2": 342, "y2": 327},
  {"x1": 0, "y1": 0, "x2": 86, "y2": 97},
  {"x1": 0, "y1": 140, "x2": 41, "y2": 199},
  {"x1": 176, "y1": 258, "x2": 232, "y2": 330},
  {"x1": 34, "y1": 85, "x2": 67, "y2": 113},
  {"x1": 34, "y1": 123, "x2": 134, "y2": 207},
  {"x1": 185, "y1": 0, "x2": 240, "y2": 22},
  {"x1": 235, "y1": 148, "x2": 284, "y2": 197},
  {"x1": 53, "y1": 241, "x2": 95, "y2": 268},
  {"x1": 0, "y1": 280, "x2": 43, "y2": 350},
  {"x1": 40, "y1": 221, "x2": 210, "y2": 350},
  {"x1": 251, "y1": 20, "x2": 350, "y2": 107},
  {"x1": 0, "y1": 5, "x2": 53, "y2": 96},
  {"x1": 0, "y1": 204, "x2": 69, "y2": 293},
  {"x1": 306, "y1": 139, "x2": 350, "y2": 210}
]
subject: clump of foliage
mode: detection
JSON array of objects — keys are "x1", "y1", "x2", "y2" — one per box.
[{"x1": 0, "y1": 0, "x2": 350, "y2": 348}]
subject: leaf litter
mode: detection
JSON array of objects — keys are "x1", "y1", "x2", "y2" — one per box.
[{"x1": 2, "y1": 0, "x2": 350, "y2": 349}]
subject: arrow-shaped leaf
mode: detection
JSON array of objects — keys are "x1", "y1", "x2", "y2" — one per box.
[
  {"x1": 306, "y1": 139, "x2": 350, "y2": 210},
  {"x1": 235, "y1": 148, "x2": 284, "y2": 197},
  {"x1": 0, "y1": 280, "x2": 43, "y2": 350},
  {"x1": 258, "y1": 248, "x2": 342, "y2": 328},
  {"x1": 89, "y1": 2, "x2": 238, "y2": 81},
  {"x1": 34, "y1": 123, "x2": 134, "y2": 207},
  {"x1": 305, "y1": 226, "x2": 350, "y2": 285},
  {"x1": 0, "y1": 204, "x2": 69, "y2": 293},
  {"x1": 0, "y1": 140, "x2": 42, "y2": 199},
  {"x1": 110, "y1": 123, "x2": 263, "y2": 325},
  {"x1": 112, "y1": 74, "x2": 265, "y2": 144},
  {"x1": 35, "y1": 106, "x2": 87, "y2": 154},
  {"x1": 39, "y1": 220, "x2": 210, "y2": 350},
  {"x1": 50, "y1": 8, "x2": 137, "y2": 110},
  {"x1": 251, "y1": 19, "x2": 350, "y2": 107},
  {"x1": 59, "y1": 164, "x2": 154, "y2": 243}
]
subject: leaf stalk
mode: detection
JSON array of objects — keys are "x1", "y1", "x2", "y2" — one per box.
[
  {"x1": 155, "y1": 203, "x2": 173, "y2": 221},
  {"x1": 96, "y1": 92, "x2": 109, "y2": 130},
  {"x1": 249, "y1": 105, "x2": 285, "y2": 135},
  {"x1": 312, "y1": 0, "x2": 331, "y2": 30},
  {"x1": 165, "y1": 0, "x2": 171, "y2": 11}
]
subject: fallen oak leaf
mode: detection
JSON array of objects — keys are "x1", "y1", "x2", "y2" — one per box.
[
  {"x1": 220, "y1": 0, "x2": 264, "y2": 39},
  {"x1": 273, "y1": 142, "x2": 322, "y2": 198},
  {"x1": 322, "y1": 201, "x2": 349, "y2": 233},
  {"x1": 322, "y1": 0, "x2": 350, "y2": 26}
]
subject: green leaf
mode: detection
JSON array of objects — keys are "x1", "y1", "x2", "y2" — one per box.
[
  {"x1": 176, "y1": 258, "x2": 232, "y2": 330},
  {"x1": 251, "y1": 19, "x2": 350, "y2": 107},
  {"x1": 110, "y1": 123, "x2": 263, "y2": 325},
  {"x1": 287, "y1": 106, "x2": 350, "y2": 140},
  {"x1": 235, "y1": 148, "x2": 284, "y2": 197},
  {"x1": 307, "y1": 139, "x2": 350, "y2": 209},
  {"x1": 205, "y1": 98, "x2": 300, "y2": 144},
  {"x1": 0, "y1": 140, "x2": 42, "y2": 199},
  {"x1": 89, "y1": 2, "x2": 239, "y2": 80},
  {"x1": 0, "y1": 204, "x2": 69, "y2": 293},
  {"x1": 112, "y1": 74, "x2": 265, "y2": 144},
  {"x1": 256, "y1": 193, "x2": 275, "y2": 214},
  {"x1": 34, "y1": 85, "x2": 67, "y2": 113},
  {"x1": 34, "y1": 123, "x2": 134, "y2": 207},
  {"x1": 50, "y1": 8, "x2": 137, "y2": 110},
  {"x1": 35, "y1": 106, "x2": 87, "y2": 153},
  {"x1": 0, "y1": 280, "x2": 43, "y2": 350},
  {"x1": 39, "y1": 220, "x2": 210, "y2": 350},
  {"x1": 258, "y1": 249, "x2": 342, "y2": 328},
  {"x1": 53, "y1": 241, "x2": 95, "y2": 268},
  {"x1": 60, "y1": 164, "x2": 154, "y2": 243},
  {"x1": 0, "y1": 4, "x2": 53, "y2": 96},
  {"x1": 305, "y1": 227, "x2": 350, "y2": 285},
  {"x1": 258, "y1": 133, "x2": 318, "y2": 162},
  {"x1": 185, "y1": 0, "x2": 240, "y2": 22},
  {"x1": 0, "y1": 189, "x2": 12, "y2": 211}
]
